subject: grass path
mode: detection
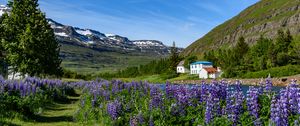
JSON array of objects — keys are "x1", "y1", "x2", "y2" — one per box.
[{"x1": 2, "y1": 92, "x2": 82, "y2": 126}]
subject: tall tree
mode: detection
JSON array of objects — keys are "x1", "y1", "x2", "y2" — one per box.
[
  {"x1": 1, "y1": 0, "x2": 62, "y2": 77},
  {"x1": 235, "y1": 36, "x2": 249, "y2": 59},
  {"x1": 169, "y1": 41, "x2": 180, "y2": 72}
]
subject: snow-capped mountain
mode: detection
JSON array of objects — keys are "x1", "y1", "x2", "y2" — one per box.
[{"x1": 48, "y1": 19, "x2": 179, "y2": 55}]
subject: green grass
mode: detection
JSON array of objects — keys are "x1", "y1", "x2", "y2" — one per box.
[
  {"x1": 168, "y1": 73, "x2": 199, "y2": 82},
  {"x1": 241, "y1": 65, "x2": 300, "y2": 78},
  {"x1": 118, "y1": 73, "x2": 201, "y2": 84},
  {"x1": 1, "y1": 91, "x2": 82, "y2": 126},
  {"x1": 119, "y1": 75, "x2": 166, "y2": 83}
]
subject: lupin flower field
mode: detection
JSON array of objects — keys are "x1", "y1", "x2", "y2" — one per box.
[
  {"x1": 74, "y1": 78, "x2": 299, "y2": 125},
  {"x1": 1, "y1": 75, "x2": 300, "y2": 125}
]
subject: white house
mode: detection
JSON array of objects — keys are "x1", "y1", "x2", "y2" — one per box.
[
  {"x1": 190, "y1": 61, "x2": 213, "y2": 74},
  {"x1": 177, "y1": 61, "x2": 188, "y2": 73},
  {"x1": 199, "y1": 67, "x2": 222, "y2": 79}
]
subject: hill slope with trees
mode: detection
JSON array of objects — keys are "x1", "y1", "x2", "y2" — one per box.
[{"x1": 181, "y1": 0, "x2": 300, "y2": 57}]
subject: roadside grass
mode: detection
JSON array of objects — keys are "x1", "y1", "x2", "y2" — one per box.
[
  {"x1": 62, "y1": 78, "x2": 83, "y2": 82},
  {"x1": 1, "y1": 90, "x2": 82, "y2": 126},
  {"x1": 119, "y1": 75, "x2": 166, "y2": 83},
  {"x1": 168, "y1": 73, "x2": 199, "y2": 82},
  {"x1": 118, "y1": 74, "x2": 201, "y2": 84}
]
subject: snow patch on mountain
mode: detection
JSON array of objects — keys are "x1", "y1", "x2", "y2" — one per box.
[
  {"x1": 55, "y1": 32, "x2": 68, "y2": 37},
  {"x1": 105, "y1": 34, "x2": 116, "y2": 37},
  {"x1": 75, "y1": 29, "x2": 93, "y2": 36},
  {"x1": 133, "y1": 40, "x2": 164, "y2": 47}
]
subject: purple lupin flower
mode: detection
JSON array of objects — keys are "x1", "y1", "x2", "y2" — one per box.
[
  {"x1": 265, "y1": 76, "x2": 273, "y2": 93},
  {"x1": 149, "y1": 116, "x2": 154, "y2": 126},
  {"x1": 205, "y1": 93, "x2": 213, "y2": 124},
  {"x1": 149, "y1": 85, "x2": 163, "y2": 110},
  {"x1": 270, "y1": 96, "x2": 278, "y2": 124},
  {"x1": 137, "y1": 112, "x2": 144, "y2": 124},
  {"x1": 246, "y1": 87, "x2": 261, "y2": 126},
  {"x1": 287, "y1": 80, "x2": 298, "y2": 114},
  {"x1": 226, "y1": 80, "x2": 244, "y2": 125},
  {"x1": 130, "y1": 116, "x2": 138, "y2": 126},
  {"x1": 107, "y1": 99, "x2": 122, "y2": 120},
  {"x1": 272, "y1": 90, "x2": 289, "y2": 126}
]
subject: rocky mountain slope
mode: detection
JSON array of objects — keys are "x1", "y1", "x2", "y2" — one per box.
[{"x1": 182, "y1": 0, "x2": 300, "y2": 56}]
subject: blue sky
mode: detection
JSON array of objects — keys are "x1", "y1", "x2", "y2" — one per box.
[{"x1": 0, "y1": 0, "x2": 259, "y2": 47}]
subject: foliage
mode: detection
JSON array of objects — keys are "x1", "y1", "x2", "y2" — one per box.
[
  {"x1": 62, "y1": 69, "x2": 91, "y2": 80},
  {"x1": 0, "y1": 0, "x2": 62, "y2": 77},
  {"x1": 0, "y1": 76, "x2": 74, "y2": 119},
  {"x1": 204, "y1": 29, "x2": 300, "y2": 78},
  {"x1": 241, "y1": 65, "x2": 300, "y2": 78}
]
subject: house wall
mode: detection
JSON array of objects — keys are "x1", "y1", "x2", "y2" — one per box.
[
  {"x1": 190, "y1": 64, "x2": 201, "y2": 74},
  {"x1": 199, "y1": 69, "x2": 208, "y2": 79},
  {"x1": 177, "y1": 66, "x2": 186, "y2": 73},
  {"x1": 190, "y1": 64, "x2": 213, "y2": 75},
  {"x1": 7, "y1": 67, "x2": 28, "y2": 80},
  {"x1": 209, "y1": 73, "x2": 216, "y2": 79}
]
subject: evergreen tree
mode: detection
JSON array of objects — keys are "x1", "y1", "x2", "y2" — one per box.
[
  {"x1": 274, "y1": 29, "x2": 293, "y2": 66},
  {"x1": 267, "y1": 42, "x2": 276, "y2": 68},
  {"x1": 288, "y1": 39, "x2": 300, "y2": 64},
  {"x1": 1, "y1": 0, "x2": 62, "y2": 77},
  {"x1": 169, "y1": 41, "x2": 180, "y2": 72},
  {"x1": 235, "y1": 36, "x2": 249, "y2": 59}
]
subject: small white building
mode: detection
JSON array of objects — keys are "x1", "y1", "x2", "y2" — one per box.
[
  {"x1": 190, "y1": 61, "x2": 213, "y2": 74},
  {"x1": 199, "y1": 67, "x2": 222, "y2": 79},
  {"x1": 177, "y1": 61, "x2": 188, "y2": 73},
  {"x1": 7, "y1": 66, "x2": 28, "y2": 80}
]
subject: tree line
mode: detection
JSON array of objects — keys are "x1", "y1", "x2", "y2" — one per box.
[
  {"x1": 0, "y1": 0, "x2": 62, "y2": 77},
  {"x1": 204, "y1": 29, "x2": 300, "y2": 78}
]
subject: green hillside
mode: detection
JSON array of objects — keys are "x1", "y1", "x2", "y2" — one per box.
[
  {"x1": 182, "y1": 0, "x2": 300, "y2": 57},
  {"x1": 60, "y1": 43, "x2": 164, "y2": 74}
]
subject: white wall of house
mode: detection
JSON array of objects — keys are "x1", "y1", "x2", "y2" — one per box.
[
  {"x1": 177, "y1": 66, "x2": 186, "y2": 73},
  {"x1": 7, "y1": 67, "x2": 28, "y2": 80},
  {"x1": 199, "y1": 69, "x2": 222, "y2": 79},
  {"x1": 190, "y1": 64, "x2": 213, "y2": 75},
  {"x1": 199, "y1": 69, "x2": 208, "y2": 79},
  {"x1": 8, "y1": 72, "x2": 24, "y2": 80},
  {"x1": 209, "y1": 73, "x2": 216, "y2": 79}
]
